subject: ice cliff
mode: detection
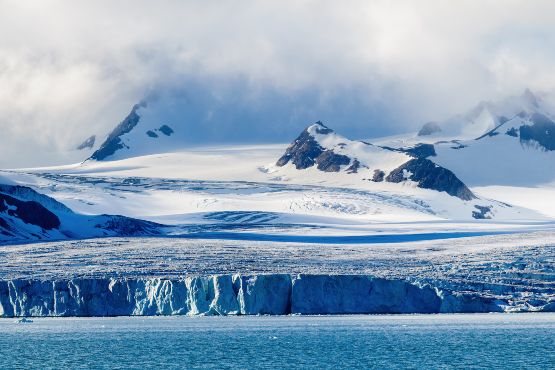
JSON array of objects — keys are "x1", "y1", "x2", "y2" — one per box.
[{"x1": 2, "y1": 274, "x2": 550, "y2": 317}]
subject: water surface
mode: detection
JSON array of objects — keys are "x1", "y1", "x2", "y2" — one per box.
[{"x1": 1, "y1": 314, "x2": 553, "y2": 369}]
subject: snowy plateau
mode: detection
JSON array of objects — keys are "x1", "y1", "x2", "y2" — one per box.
[{"x1": 1, "y1": 90, "x2": 555, "y2": 316}]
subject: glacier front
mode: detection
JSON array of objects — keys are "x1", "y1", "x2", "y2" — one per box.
[
  {"x1": 0, "y1": 274, "x2": 524, "y2": 317},
  {"x1": 1, "y1": 232, "x2": 554, "y2": 317}
]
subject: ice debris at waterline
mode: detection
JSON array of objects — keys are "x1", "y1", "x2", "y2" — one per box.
[{"x1": 1, "y1": 274, "x2": 553, "y2": 317}]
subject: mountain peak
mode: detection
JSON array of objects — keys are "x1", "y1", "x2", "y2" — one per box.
[
  {"x1": 275, "y1": 122, "x2": 474, "y2": 200},
  {"x1": 416, "y1": 90, "x2": 547, "y2": 141},
  {"x1": 307, "y1": 121, "x2": 334, "y2": 135},
  {"x1": 88, "y1": 102, "x2": 147, "y2": 161}
]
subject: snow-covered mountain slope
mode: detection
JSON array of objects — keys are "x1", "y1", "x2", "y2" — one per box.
[
  {"x1": 3, "y1": 135, "x2": 545, "y2": 240},
  {"x1": 274, "y1": 121, "x2": 474, "y2": 200},
  {"x1": 416, "y1": 89, "x2": 545, "y2": 142},
  {"x1": 368, "y1": 90, "x2": 555, "y2": 218},
  {"x1": 432, "y1": 111, "x2": 555, "y2": 187},
  {"x1": 88, "y1": 102, "x2": 178, "y2": 161},
  {"x1": 1, "y1": 90, "x2": 552, "y2": 244},
  {"x1": 0, "y1": 179, "x2": 162, "y2": 244}
]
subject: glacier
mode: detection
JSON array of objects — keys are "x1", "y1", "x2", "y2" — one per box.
[
  {"x1": 0, "y1": 232, "x2": 553, "y2": 317},
  {"x1": 0, "y1": 274, "x2": 535, "y2": 318}
]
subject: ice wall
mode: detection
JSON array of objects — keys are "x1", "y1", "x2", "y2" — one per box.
[{"x1": 0, "y1": 274, "x2": 545, "y2": 317}]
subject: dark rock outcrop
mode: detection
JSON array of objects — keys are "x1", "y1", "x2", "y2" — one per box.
[
  {"x1": 158, "y1": 125, "x2": 174, "y2": 136},
  {"x1": 346, "y1": 159, "x2": 361, "y2": 174},
  {"x1": 472, "y1": 205, "x2": 492, "y2": 219},
  {"x1": 89, "y1": 102, "x2": 146, "y2": 161},
  {"x1": 0, "y1": 184, "x2": 73, "y2": 214},
  {"x1": 0, "y1": 183, "x2": 164, "y2": 244},
  {"x1": 418, "y1": 122, "x2": 442, "y2": 136},
  {"x1": 146, "y1": 130, "x2": 158, "y2": 138},
  {"x1": 386, "y1": 158, "x2": 475, "y2": 200},
  {"x1": 276, "y1": 122, "x2": 329, "y2": 170},
  {"x1": 506, "y1": 127, "x2": 519, "y2": 137},
  {"x1": 519, "y1": 113, "x2": 555, "y2": 151},
  {"x1": 0, "y1": 193, "x2": 60, "y2": 230},
  {"x1": 401, "y1": 143, "x2": 436, "y2": 158},
  {"x1": 372, "y1": 169, "x2": 385, "y2": 182},
  {"x1": 315, "y1": 150, "x2": 351, "y2": 172}
]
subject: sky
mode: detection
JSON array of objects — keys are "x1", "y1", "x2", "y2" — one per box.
[{"x1": 2, "y1": 0, "x2": 555, "y2": 167}]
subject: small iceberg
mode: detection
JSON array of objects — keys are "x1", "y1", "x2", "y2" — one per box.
[{"x1": 16, "y1": 318, "x2": 33, "y2": 324}]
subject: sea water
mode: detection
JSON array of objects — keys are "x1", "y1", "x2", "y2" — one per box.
[{"x1": 0, "y1": 313, "x2": 553, "y2": 369}]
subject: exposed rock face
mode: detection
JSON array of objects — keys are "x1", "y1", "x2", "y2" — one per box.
[
  {"x1": 418, "y1": 122, "x2": 442, "y2": 136},
  {"x1": 277, "y1": 122, "x2": 474, "y2": 201},
  {"x1": 372, "y1": 169, "x2": 385, "y2": 182},
  {"x1": 346, "y1": 159, "x2": 361, "y2": 174},
  {"x1": 276, "y1": 122, "x2": 341, "y2": 170},
  {"x1": 315, "y1": 150, "x2": 351, "y2": 172},
  {"x1": 401, "y1": 143, "x2": 436, "y2": 158},
  {"x1": 158, "y1": 125, "x2": 174, "y2": 136},
  {"x1": 146, "y1": 125, "x2": 174, "y2": 139},
  {"x1": 0, "y1": 193, "x2": 60, "y2": 232},
  {"x1": 0, "y1": 274, "x2": 535, "y2": 317},
  {"x1": 146, "y1": 130, "x2": 158, "y2": 138},
  {"x1": 519, "y1": 113, "x2": 555, "y2": 151},
  {"x1": 0, "y1": 184, "x2": 73, "y2": 214},
  {"x1": 506, "y1": 127, "x2": 519, "y2": 137},
  {"x1": 472, "y1": 205, "x2": 492, "y2": 219},
  {"x1": 276, "y1": 127, "x2": 323, "y2": 169},
  {"x1": 386, "y1": 158, "x2": 475, "y2": 200},
  {"x1": 89, "y1": 102, "x2": 146, "y2": 161},
  {"x1": 0, "y1": 183, "x2": 163, "y2": 243},
  {"x1": 76, "y1": 135, "x2": 96, "y2": 150}
]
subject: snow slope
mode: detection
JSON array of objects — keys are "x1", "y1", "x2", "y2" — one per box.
[
  {"x1": 370, "y1": 90, "x2": 555, "y2": 218},
  {"x1": 1, "y1": 90, "x2": 554, "y2": 244},
  {"x1": 415, "y1": 89, "x2": 544, "y2": 141},
  {"x1": 0, "y1": 181, "x2": 163, "y2": 244}
]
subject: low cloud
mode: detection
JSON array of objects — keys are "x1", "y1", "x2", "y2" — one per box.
[{"x1": 1, "y1": 0, "x2": 555, "y2": 166}]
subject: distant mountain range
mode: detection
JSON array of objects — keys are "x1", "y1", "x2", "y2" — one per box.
[
  {"x1": 76, "y1": 88, "x2": 555, "y2": 204},
  {"x1": 1, "y1": 90, "x2": 553, "y2": 244}
]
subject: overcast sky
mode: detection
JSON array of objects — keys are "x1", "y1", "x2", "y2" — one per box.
[{"x1": 2, "y1": 0, "x2": 555, "y2": 167}]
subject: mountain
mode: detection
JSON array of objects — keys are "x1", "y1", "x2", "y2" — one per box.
[
  {"x1": 416, "y1": 90, "x2": 555, "y2": 187},
  {"x1": 88, "y1": 102, "x2": 177, "y2": 161},
  {"x1": 276, "y1": 121, "x2": 475, "y2": 200},
  {"x1": 0, "y1": 182, "x2": 163, "y2": 244},
  {"x1": 417, "y1": 89, "x2": 544, "y2": 141}
]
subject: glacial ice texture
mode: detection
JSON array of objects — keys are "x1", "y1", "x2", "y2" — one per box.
[
  {"x1": 0, "y1": 274, "x2": 528, "y2": 317},
  {"x1": 0, "y1": 232, "x2": 554, "y2": 316}
]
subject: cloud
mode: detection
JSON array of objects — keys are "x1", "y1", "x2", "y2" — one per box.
[{"x1": 1, "y1": 0, "x2": 555, "y2": 166}]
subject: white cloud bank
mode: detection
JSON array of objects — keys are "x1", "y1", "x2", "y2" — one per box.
[{"x1": 1, "y1": 0, "x2": 555, "y2": 166}]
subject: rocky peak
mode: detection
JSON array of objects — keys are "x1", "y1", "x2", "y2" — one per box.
[
  {"x1": 276, "y1": 121, "x2": 331, "y2": 169},
  {"x1": 386, "y1": 158, "x2": 475, "y2": 200},
  {"x1": 88, "y1": 102, "x2": 147, "y2": 161}
]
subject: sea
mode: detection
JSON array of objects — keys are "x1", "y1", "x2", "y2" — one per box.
[{"x1": 0, "y1": 313, "x2": 553, "y2": 369}]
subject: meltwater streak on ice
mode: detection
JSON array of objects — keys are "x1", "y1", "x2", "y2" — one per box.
[
  {"x1": 179, "y1": 230, "x2": 510, "y2": 244},
  {"x1": 0, "y1": 314, "x2": 554, "y2": 369}
]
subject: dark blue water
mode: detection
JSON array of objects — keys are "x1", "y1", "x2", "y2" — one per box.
[
  {"x1": 181, "y1": 231, "x2": 509, "y2": 244},
  {"x1": 0, "y1": 314, "x2": 553, "y2": 369}
]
